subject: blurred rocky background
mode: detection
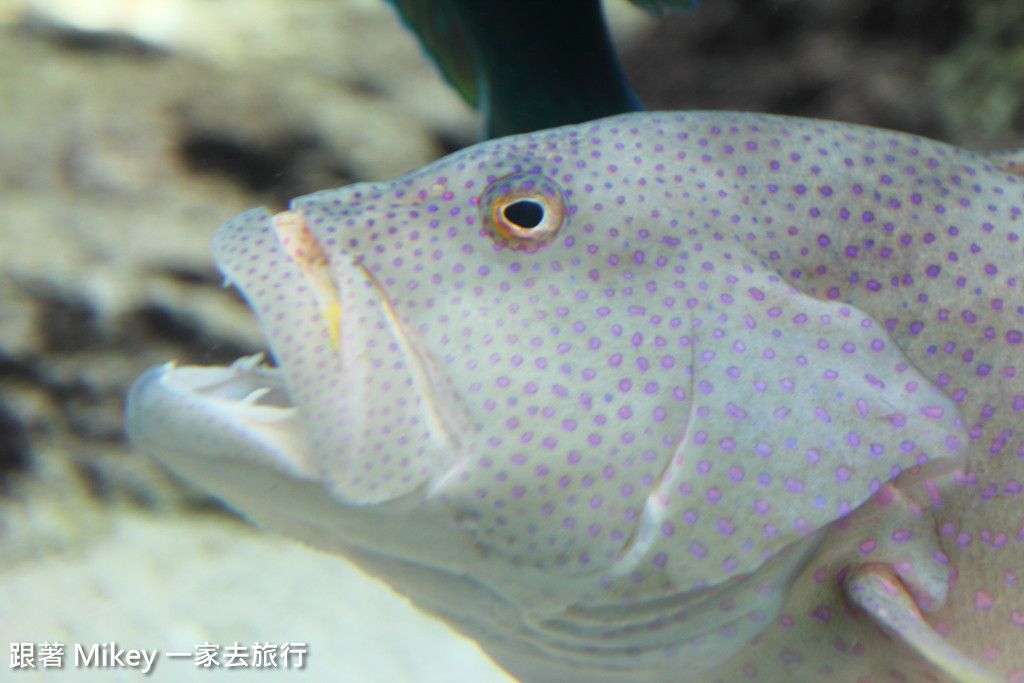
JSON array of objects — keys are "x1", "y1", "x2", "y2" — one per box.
[{"x1": 0, "y1": 0, "x2": 1020, "y2": 680}]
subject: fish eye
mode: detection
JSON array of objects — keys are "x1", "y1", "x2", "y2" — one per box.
[
  {"x1": 502, "y1": 199, "x2": 544, "y2": 229},
  {"x1": 479, "y1": 172, "x2": 567, "y2": 250}
]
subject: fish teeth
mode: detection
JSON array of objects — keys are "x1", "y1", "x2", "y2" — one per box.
[
  {"x1": 239, "y1": 387, "x2": 272, "y2": 406},
  {"x1": 229, "y1": 353, "x2": 266, "y2": 372}
]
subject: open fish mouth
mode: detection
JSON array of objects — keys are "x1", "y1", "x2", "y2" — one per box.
[
  {"x1": 128, "y1": 202, "x2": 466, "y2": 507},
  {"x1": 125, "y1": 208, "x2": 338, "y2": 487},
  {"x1": 125, "y1": 353, "x2": 320, "y2": 481}
]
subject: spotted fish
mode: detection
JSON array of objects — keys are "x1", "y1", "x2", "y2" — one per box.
[{"x1": 126, "y1": 111, "x2": 1024, "y2": 682}]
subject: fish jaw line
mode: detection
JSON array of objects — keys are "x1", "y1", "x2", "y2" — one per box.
[
  {"x1": 211, "y1": 206, "x2": 460, "y2": 505},
  {"x1": 354, "y1": 257, "x2": 466, "y2": 488}
]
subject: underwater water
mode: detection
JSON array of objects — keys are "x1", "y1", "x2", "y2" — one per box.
[{"x1": 0, "y1": 0, "x2": 1020, "y2": 681}]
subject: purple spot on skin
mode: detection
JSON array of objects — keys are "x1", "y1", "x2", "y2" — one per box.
[{"x1": 726, "y1": 403, "x2": 747, "y2": 420}]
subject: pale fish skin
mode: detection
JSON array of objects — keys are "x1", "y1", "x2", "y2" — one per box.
[{"x1": 125, "y1": 111, "x2": 1024, "y2": 683}]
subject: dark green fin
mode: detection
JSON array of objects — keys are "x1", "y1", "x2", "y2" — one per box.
[
  {"x1": 387, "y1": 0, "x2": 687, "y2": 137},
  {"x1": 628, "y1": 0, "x2": 700, "y2": 14},
  {"x1": 384, "y1": 0, "x2": 480, "y2": 108}
]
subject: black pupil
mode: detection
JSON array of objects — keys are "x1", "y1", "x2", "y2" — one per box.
[{"x1": 502, "y1": 200, "x2": 545, "y2": 229}]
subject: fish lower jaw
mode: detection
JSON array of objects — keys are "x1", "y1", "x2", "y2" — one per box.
[{"x1": 125, "y1": 354, "x2": 317, "y2": 481}]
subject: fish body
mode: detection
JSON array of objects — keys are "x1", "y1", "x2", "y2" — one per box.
[
  {"x1": 126, "y1": 111, "x2": 1024, "y2": 682},
  {"x1": 385, "y1": 0, "x2": 698, "y2": 137}
]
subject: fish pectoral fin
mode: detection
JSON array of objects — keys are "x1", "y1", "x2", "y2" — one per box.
[{"x1": 843, "y1": 563, "x2": 998, "y2": 683}]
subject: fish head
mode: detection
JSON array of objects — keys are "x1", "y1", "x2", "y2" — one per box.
[{"x1": 127, "y1": 112, "x2": 1003, "y2": 681}]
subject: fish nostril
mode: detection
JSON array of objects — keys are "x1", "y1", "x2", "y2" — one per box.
[{"x1": 502, "y1": 200, "x2": 545, "y2": 229}]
